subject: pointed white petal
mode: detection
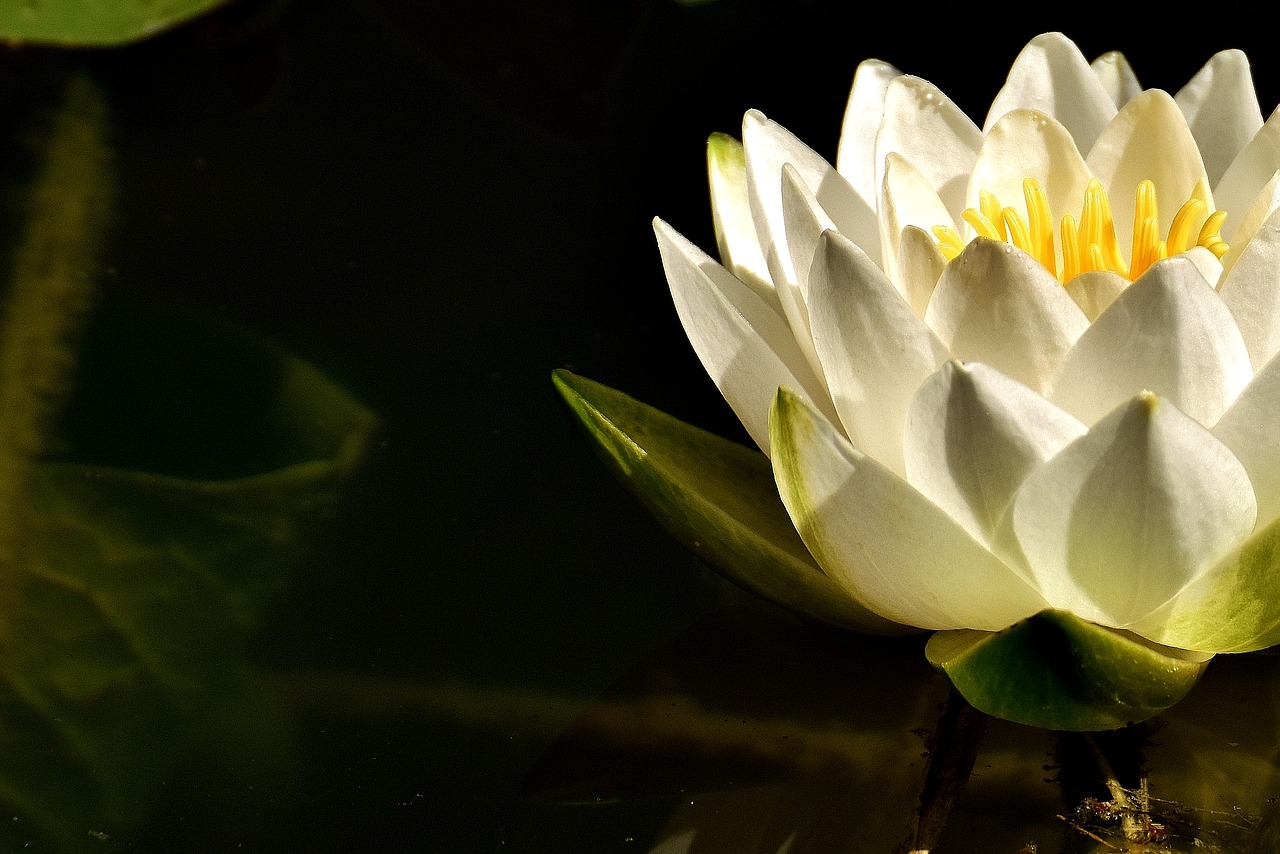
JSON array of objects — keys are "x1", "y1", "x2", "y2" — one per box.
[
  {"x1": 924, "y1": 237, "x2": 1088, "y2": 394},
  {"x1": 984, "y1": 32, "x2": 1117, "y2": 154},
  {"x1": 1175, "y1": 49, "x2": 1263, "y2": 188},
  {"x1": 1063, "y1": 270, "x2": 1127, "y2": 322},
  {"x1": 1213, "y1": 353, "x2": 1280, "y2": 530},
  {"x1": 808, "y1": 230, "x2": 949, "y2": 475},
  {"x1": 1218, "y1": 206, "x2": 1280, "y2": 370},
  {"x1": 875, "y1": 76, "x2": 981, "y2": 225},
  {"x1": 707, "y1": 133, "x2": 775, "y2": 305},
  {"x1": 904, "y1": 361, "x2": 1086, "y2": 545},
  {"x1": 743, "y1": 110, "x2": 881, "y2": 273},
  {"x1": 1087, "y1": 89, "x2": 1212, "y2": 255},
  {"x1": 995, "y1": 392, "x2": 1257, "y2": 627},
  {"x1": 1183, "y1": 244, "x2": 1224, "y2": 289},
  {"x1": 1052, "y1": 256, "x2": 1253, "y2": 427},
  {"x1": 1219, "y1": 169, "x2": 1280, "y2": 271},
  {"x1": 771, "y1": 388, "x2": 1047, "y2": 631},
  {"x1": 1090, "y1": 50, "x2": 1142, "y2": 108},
  {"x1": 966, "y1": 108, "x2": 1092, "y2": 275},
  {"x1": 1215, "y1": 108, "x2": 1280, "y2": 242},
  {"x1": 654, "y1": 218, "x2": 834, "y2": 453},
  {"x1": 878, "y1": 152, "x2": 952, "y2": 284},
  {"x1": 780, "y1": 163, "x2": 836, "y2": 302},
  {"x1": 895, "y1": 225, "x2": 946, "y2": 318},
  {"x1": 836, "y1": 58, "x2": 902, "y2": 212}
]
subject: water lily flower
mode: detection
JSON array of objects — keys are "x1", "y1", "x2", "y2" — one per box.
[{"x1": 555, "y1": 33, "x2": 1280, "y2": 730}]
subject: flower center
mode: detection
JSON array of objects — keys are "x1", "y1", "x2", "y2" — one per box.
[{"x1": 931, "y1": 178, "x2": 1229, "y2": 283}]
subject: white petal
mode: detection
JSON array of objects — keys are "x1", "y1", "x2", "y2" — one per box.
[
  {"x1": 1175, "y1": 49, "x2": 1263, "y2": 188},
  {"x1": 995, "y1": 392, "x2": 1257, "y2": 627},
  {"x1": 707, "y1": 133, "x2": 775, "y2": 306},
  {"x1": 1183, "y1": 244, "x2": 1224, "y2": 289},
  {"x1": 966, "y1": 108, "x2": 1092, "y2": 273},
  {"x1": 1218, "y1": 206, "x2": 1280, "y2": 370},
  {"x1": 836, "y1": 58, "x2": 902, "y2": 213},
  {"x1": 1087, "y1": 89, "x2": 1212, "y2": 255},
  {"x1": 1214, "y1": 353, "x2": 1280, "y2": 530},
  {"x1": 1063, "y1": 270, "x2": 1127, "y2": 322},
  {"x1": 878, "y1": 152, "x2": 952, "y2": 284},
  {"x1": 875, "y1": 76, "x2": 981, "y2": 225},
  {"x1": 1215, "y1": 108, "x2": 1280, "y2": 242},
  {"x1": 904, "y1": 361, "x2": 1086, "y2": 545},
  {"x1": 1220, "y1": 169, "x2": 1280, "y2": 270},
  {"x1": 743, "y1": 110, "x2": 881, "y2": 272},
  {"x1": 808, "y1": 230, "x2": 949, "y2": 475},
  {"x1": 924, "y1": 237, "x2": 1088, "y2": 394},
  {"x1": 1052, "y1": 256, "x2": 1253, "y2": 427},
  {"x1": 654, "y1": 218, "x2": 834, "y2": 453},
  {"x1": 771, "y1": 388, "x2": 1047, "y2": 631},
  {"x1": 1090, "y1": 50, "x2": 1142, "y2": 108},
  {"x1": 984, "y1": 32, "x2": 1117, "y2": 154},
  {"x1": 894, "y1": 225, "x2": 946, "y2": 318},
  {"x1": 780, "y1": 163, "x2": 835, "y2": 303}
]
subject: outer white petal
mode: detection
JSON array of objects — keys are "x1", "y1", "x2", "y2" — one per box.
[
  {"x1": 1174, "y1": 49, "x2": 1263, "y2": 188},
  {"x1": 1213, "y1": 353, "x2": 1280, "y2": 530},
  {"x1": 1218, "y1": 206, "x2": 1280, "y2": 370},
  {"x1": 874, "y1": 76, "x2": 981, "y2": 225},
  {"x1": 836, "y1": 58, "x2": 902, "y2": 213},
  {"x1": 878, "y1": 152, "x2": 952, "y2": 284},
  {"x1": 1090, "y1": 50, "x2": 1142, "y2": 108},
  {"x1": 1063, "y1": 270, "x2": 1127, "y2": 322},
  {"x1": 966, "y1": 108, "x2": 1092, "y2": 273},
  {"x1": 1051, "y1": 256, "x2": 1253, "y2": 427},
  {"x1": 743, "y1": 110, "x2": 881, "y2": 273},
  {"x1": 1215, "y1": 108, "x2": 1280, "y2": 242},
  {"x1": 904, "y1": 361, "x2": 1086, "y2": 546},
  {"x1": 654, "y1": 218, "x2": 834, "y2": 454},
  {"x1": 1220, "y1": 169, "x2": 1280, "y2": 271},
  {"x1": 707, "y1": 133, "x2": 774, "y2": 306},
  {"x1": 771, "y1": 388, "x2": 1047, "y2": 632},
  {"x1": 1087, "y1": 89, "x2": 1212, "y2": 255},
  {"x1": 995, "y1": 392, "x2": 1257, "y2": 627},
  {"x1": 894, "y1": 225, "x2": 945, "y2": 318},
  {"x1": 984, "y1": 32, "x2": 1117, "y2": 155},
  {"x1": 808, "y1": 230, "x2": 949, "y2": 476},
  {"x1": 924, "y1": 237, "x2": 1088, "y2": 394}
]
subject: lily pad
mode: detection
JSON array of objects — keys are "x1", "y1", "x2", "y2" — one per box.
[
  {"x1": 926, "y1": 610, "x2": 1211, "y2": 731},
  {"x1": 0, "y1": 0, "x2": 233, "y2": 47},
  {"x1": 552, "y1": 369, "x2": 904, "y2": 634}
]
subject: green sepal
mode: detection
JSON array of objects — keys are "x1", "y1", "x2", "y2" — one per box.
[
  {"x1": 0, "y1": 0, "x2": 233, "y2": 47},
  {"x1": 552, "y1": 369, "x2": 906, "y2": 634},
  {"x1": 926, "y1": 610, "x2": 1211, "y2": 731}
]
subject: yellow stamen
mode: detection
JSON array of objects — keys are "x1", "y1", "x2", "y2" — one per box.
[
  {"x1": 931, "y1": 225, "x2": 964, "y2": 261},
  {"x1": 1023, "y1": 178, "x2": 1055, "y2": 272},
  {"x1": 1002, "y1": 206, "x2": 1033, "y2": 255},
  {"x1": 979, "y1": 190, "x2": 1007, "y2": 240},
  {"x1": 963, "y1": 208, "x2": 1002, "y2": 241},
  {"x1": 1061, "y1": 215, "x2": 1081, "y2": 282},
  {"x1": 934, "y1": 178, "x2": 1229, "y2": 284},
  {"x1": 1166, "y1": 198, "x2": 1204, "y2": 255}
]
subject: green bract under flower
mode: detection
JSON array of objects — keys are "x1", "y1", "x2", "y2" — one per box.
[{"x1": 557, "y1": 33, "x2": 1280, "y2": 730}]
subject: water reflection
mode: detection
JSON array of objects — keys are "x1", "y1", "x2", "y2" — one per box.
[{"x1": 528, "y1": 592, "x2": 1280, "y2": 852}]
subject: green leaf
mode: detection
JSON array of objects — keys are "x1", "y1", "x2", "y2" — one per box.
[
  {"x1": 0, "y1": 0, "x2": 233, "y2": 47},
  {"x1": 552, "y1": 370, "x2": 906, "y2": 634},
  {"x1": 926, "y1": 610, "x2": 1211, "y2": 731}
]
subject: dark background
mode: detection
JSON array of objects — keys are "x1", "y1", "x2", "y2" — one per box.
[{"x1": 9, "y1": 1, "x2": 1279, "y2": 850}]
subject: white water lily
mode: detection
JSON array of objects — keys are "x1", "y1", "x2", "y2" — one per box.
[{"x1": 558, "y1": 33, "x2": 1280, "y2": 729}]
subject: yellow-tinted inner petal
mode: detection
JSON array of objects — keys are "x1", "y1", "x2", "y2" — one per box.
[{"x1": 934, "y1": 178, "x2": 1228, "y2": 284}]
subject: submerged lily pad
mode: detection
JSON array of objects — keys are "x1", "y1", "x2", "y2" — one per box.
[
  {"x1": 0, "y1": 74, "x2": 376, "y2": 850},
  {"x1": 552, "y1": 369, "x2": 904, "y2": 634},
  {"x1": 0, "y1": 0, "x2": 233, "y2": 47},
  {"x1": 926, "y1": 610, "x2": 1211, "y2": 731}
]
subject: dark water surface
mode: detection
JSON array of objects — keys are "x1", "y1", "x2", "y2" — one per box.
[{"x1": 7, "y1": 2, "x2": 1280, "y2": 852}]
